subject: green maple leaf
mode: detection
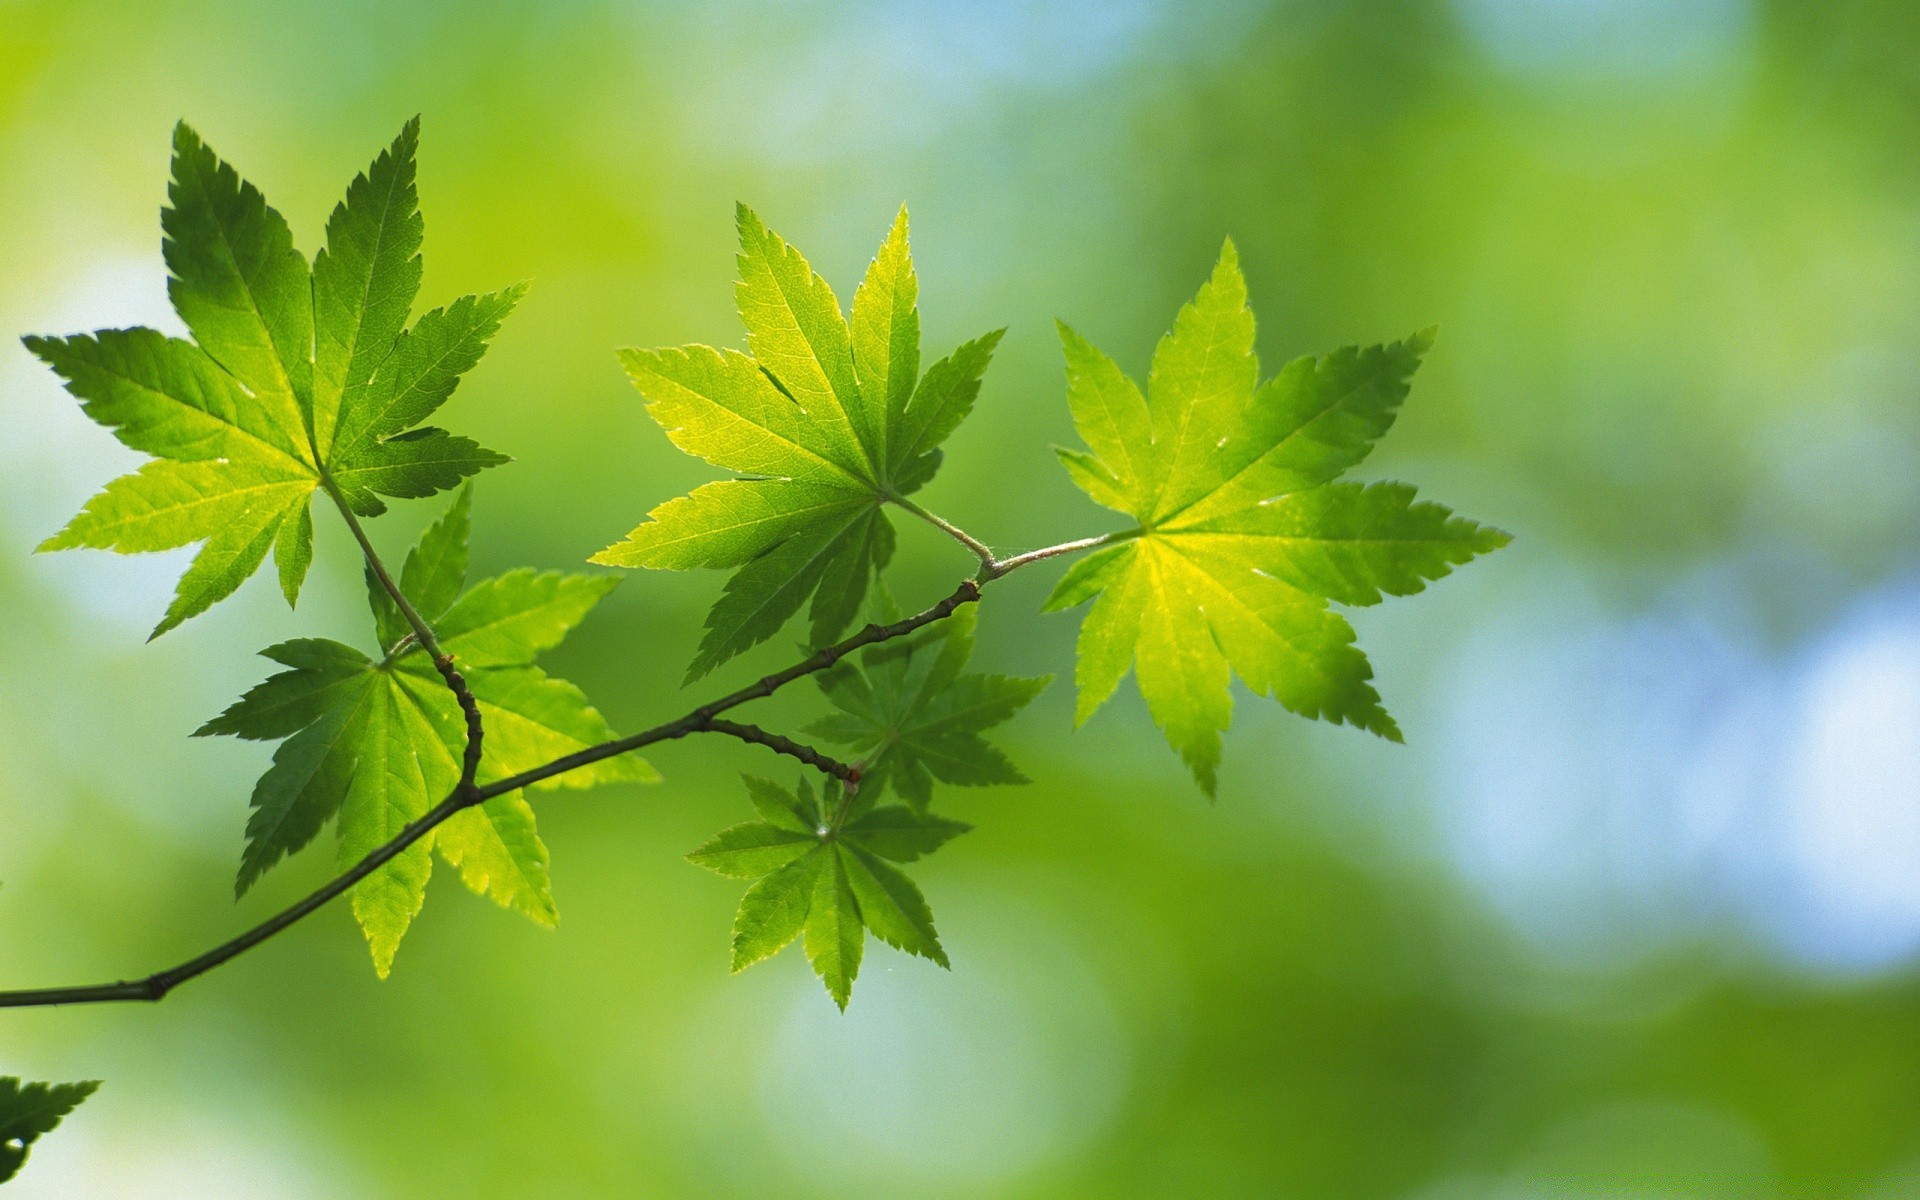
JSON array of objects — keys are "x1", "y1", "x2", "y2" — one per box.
[
  {"x1": 592, "y1": 205, "x2": 1003, "y2": 681},
  {"x1": 1044, "y1": 242, "x2": 1509, "y2": 793},
  {"x1": 0, "y1": 1076, "x2": 98, "y2": 1184},
  {"x1": 688, "y1": 774, "x2": 968, "y2": 1009},
  {"x1": 808, "y1": 602, "x2": 1047, "y2": 810},
  {"x1": 26, "y1": 118, "x2": 517, "y2": 637},
  {"x1": 198, "y1": 487, "x2": 654, "y2": 975}
]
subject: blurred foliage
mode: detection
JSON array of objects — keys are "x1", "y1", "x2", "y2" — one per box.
[{"x1": 1, "y1": 0, "x2": 1919, "y2": 1196}]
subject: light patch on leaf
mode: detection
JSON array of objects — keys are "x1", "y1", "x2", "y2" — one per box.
[{"x1": 1050, "y1": 244, "x2": 1507, "y2": 791}]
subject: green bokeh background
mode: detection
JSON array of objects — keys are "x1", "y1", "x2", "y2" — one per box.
[{"x1": 3, "y1": 1, "x2": 1920, "y2": 1195}]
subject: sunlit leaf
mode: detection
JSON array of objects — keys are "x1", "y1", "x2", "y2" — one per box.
[
  {"x1": 27, "y1": 119, "x2": 516, "y2": 635},
  {"x1": 200, "y1": 490, "x2": 649, "y2": 974},
  {"x1": 593, "y1": 206, "x2": 1002, "y2": 679},
  {"x1": 1046, "y1": 243, "x2": 1509, "y2": 792},
  {"x1": 688, "y1": 775, "x2": 966, "y2": 1007}
]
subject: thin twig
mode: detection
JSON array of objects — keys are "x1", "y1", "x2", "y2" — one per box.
[
  {"x1": 469, "y1": 578, "x2": 985, "y2": 798},
  {"x1": 699, "y1": 719, "x2": 860, "y2": 786},
  {"x1": 0, "y1": 523, "x2": 1113, "y2": 1009},
  {"x1": 885, "y1": 492, "x2": 1131, "y2": 581},
  {"x1": 324, "y1": 480, "x2": 484, "y2": 794},
  {"x1": 888, "y1": 493, "x2": 997, "y2": 569},
  {"x1": 0, "y1": 579, "x2": 984, "y2": 1007},
  {"x1": 984, "y1": 531, "x2": 1130, "y2": 579}
]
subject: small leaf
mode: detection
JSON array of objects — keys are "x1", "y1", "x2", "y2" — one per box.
[
  {"x1": 1051, "y1": 243, "x2": 1508, "y2": 790},
  {"x1": 431, "y1": 792, "x2": 558, "y2": 930},
  {"x1": 230, "y1": 664, "x2": 379, "y2": 896},
  {"x1": 695, "y1": 774, "x2": 964, "y2": 1007},
  {"x1": 810, "y1": 605, "x2": 1046, "y2": 810},
  {"x1": 30, "y1": 120, "x2": 518, "y2": 633},
  {"x1": 598, "y1": 206, "x2": 1002, "y2": 677},
  {"x1": 204, "y1": 497, "x2": 649, "y2": 971}
]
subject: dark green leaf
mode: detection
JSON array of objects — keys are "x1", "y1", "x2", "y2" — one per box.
[
  {"x1": 204, "y1": 491, "x2": 647, "y2": 973},
  {"x1": 810, "y1": 605, "x2": 1047, "y2": 810},
  {"x1": 0, "y1": 1076, "x2": 100, "y2": 1183},
  {"x1": 693, "y1": 775, "x2": 966, "y2": 1007}
]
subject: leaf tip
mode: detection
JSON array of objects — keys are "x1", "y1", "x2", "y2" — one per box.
[
  {"x1": 1070, "y1": 691, "x2": 1099, "y2": 727},
  {"x1": 366, "y1": 939, "x2": 400, "y2": 980},
  {"x1": 734, "y1": 201, "x2": 763, "y2": 241},
  {"x1": 1364, "y1": 707, "x2": 1407, "y2": 744},
  {"x1": 727, "y1": 937, "x2": 766, "y2": 975}
]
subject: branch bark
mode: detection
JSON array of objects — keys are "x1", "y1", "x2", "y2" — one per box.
[
  {"x1": 700, "y1": 719, "x2": 861, "y2": 785},
  {"x1": 0, "y1": 525, "x2": 1107, "y2": 1010},
  {"x1": 325, "y1": 480, "x2": 485, "y2": 795}
]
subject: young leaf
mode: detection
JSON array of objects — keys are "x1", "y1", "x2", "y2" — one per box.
[
  {"x1": 809, "y1": 605, "x2": 1048, "y2": 810},
  {"x1": 592, "y1": 206, "x2": 1004, "y2": 680},
  {"x1": 1046, "y1": 242, "x2": 1509, "y2": 793},
  {"x1": 27, "y1": 119, "x2": 516, "y2": 637},
  {"x1": 688, "y1": 775, "x2": 967, "y2": 1007},
  {"x1": 199, "y1": 489, "x2": 652, "y2": 974},
  {"x1": 0, "y1": 1077, "x2": 99, "y2": 1183}
]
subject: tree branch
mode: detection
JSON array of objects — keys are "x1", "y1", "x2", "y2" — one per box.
[
  {"x1": 0, "y1": 519, "x2": 1110, "y2": 1010},
  {"x1": 886, "y1": 491, "x2": 1134, "y2": 581},
  {"x1": 698, "y1": 719, "x2": 860, "y2": 786},
  {"x1": 323, "y1": 480, "x2": 484, "y2": 794},
  {"x1": 887, "y1": 493, "x2": 996, "y2": 569}
]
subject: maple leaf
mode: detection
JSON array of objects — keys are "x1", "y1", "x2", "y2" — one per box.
[
  {"x1": 808, "y1": 602, "x2": 1047, "y2": 810},
  {"x1": 591, "y1": 205, "x2": 1003, "y2": 681},
  {"x1": 26, "y1": 119, "x2": 516, "y2": 636},
  {"x1": 1044, "y1": 242, "x2": 1509, "y2": 793},
  {"x1": 687, "y1": 774, "x2": 968, "y2": 1008},
  {"x1": 0, "y1": 1077, "x2": 98, "y2": 1184},
  {"x1": 198, "y1": 487, "x2": 654, "y2": 975}
]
